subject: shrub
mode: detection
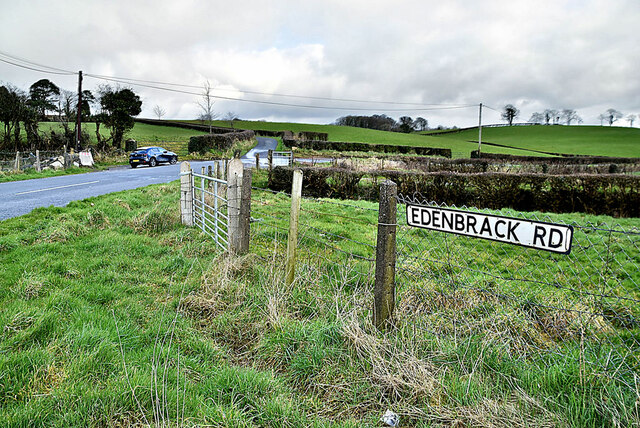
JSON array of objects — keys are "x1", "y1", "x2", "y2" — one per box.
[
  {"x1": 268, "y1": 167, "x2": 640, "y2": 217},
  {"x1": 282, "y1": 139, "x2": 452, "y2": 158},
  {"x1": 188, "y1": 130, "x2": 255, "y2": 155}
]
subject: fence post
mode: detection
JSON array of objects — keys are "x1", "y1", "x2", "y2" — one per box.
[
  {"x1": 180, "y1": 161, "x2": 193, "y2": 226},
  {"x1": 268, "y1": 150, "x2": 273, "y2": 172},
  {"x1": 285, "y1": 169, "x2": 303, "y2": 286},
  {"x1": 256, "y1": 153, "x2": 260, "y2": 170},
  {"x1": 14, "y1": 151, "x2": 20, "y2": 171},
  {"x1": 35, "y1": 150, "x2": 41, "y2": 172},
  {"x1": 373, "y1": 180, "x2": 397, "y2": 331},
  {"x1": 227, "y1": 158, "x2": 252, "y2": 254}
]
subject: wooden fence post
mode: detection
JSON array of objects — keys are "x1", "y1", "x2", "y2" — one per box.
[
  {"x1": 180, "y1": 161, "x2": 193, "y2": 226},
  {"x1": 285, "y1": 169, "x2": 303, "y2": 286},
  {"x1": 268, "y1": 149, "x2": 273, "y2": 172},
  {"x1": 35, "y1": 150, "x2": 41, "y2": 172},
  {"x1": 373, "y1": 180, "x2": 397, "y2": 331},
  {"x1": 256, "y1": 153, "x2": 260, "y2": 170},
  {"x1": 227, "y1": 159, "x2": 252, "y2": 254}
]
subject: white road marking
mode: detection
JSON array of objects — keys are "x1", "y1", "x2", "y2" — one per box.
[{"x1": 15, "y1": 180, "x2": 100, "y2": 195}]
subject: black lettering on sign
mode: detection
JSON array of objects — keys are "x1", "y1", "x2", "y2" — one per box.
[
  {"x1": 495, "y1": 219, "x2": 506, "y2": 238},
  {"x1": 432, "y1": 210, "x2": 440, "y2": 228},
  {"x1": 442, "y1": 210, "x2": 453, "y2": 230},
  {"x1": 533, "y1": 226, "x2": 546, "y2": 247},
  {"x1": 467, "y1": 216, "x2": 478, "y2": 234},
  {"x1": 411, "y1": 207, "x2": 420, "y2": 225},
  {"x1": 507, "y1": 221, "x2": 520, "y2": 242},
  {"x1": 548, "y1": 228, "x2": 564, "y2": 249},
  {"x1": 455, "y1": 213, "x2": 465, "y2": 232},
  {"x1": 421, "y1": 208, "x2": 430, "y2": 226},
  {"x1": 480, "y1": 217, "x2": 492, "y2": 236},
  {"x1": 405, "y1": 204, "x2": 573, "y2": 255}
]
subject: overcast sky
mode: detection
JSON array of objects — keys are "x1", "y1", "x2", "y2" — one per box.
[{"x1": 1, "y1": 0, "x2": 639, "y2": 127}]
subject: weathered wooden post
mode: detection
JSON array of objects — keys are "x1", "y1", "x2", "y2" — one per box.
[
  {"x1": 180, "y1": 161, "x2": 193, "y2": 226},
  {"x1": 373, "y1": 180, "x2": 397, "y2": 331},
  {"x1": 285, "y1": 169, "x2": 303, "y2": 286},
  {"x1": 227, "y1": 158, "x2": 252, "y2": 254},
  {"x1": 14, "y1": 151, "x2": 20, "y2": 171},
  {"x1": 256, "y1": 153, "x2": 260, "y2": 170},
  {"x1": 268, "y1": 150, "x2": 273, "y2": 172},
  {"x1": 35, "y1": 150, "x2": 41, "y2": 172}
]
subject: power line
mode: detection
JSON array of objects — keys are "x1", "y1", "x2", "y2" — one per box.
[
  {"x1": 0, "y1": 50, "x2": 76, "y2": 75},
  {"x1": 84, "y1": 74, "x2": 474, "y2": 112},
  {"x1": 0, "y1": 56, "x2": 75, "y2": 76},
  {"x1": 0, "y1": 50, "x2": 477, "y2": 112},
  {"x1": 85, "y1": 72, "x2": 468, "y2": 107}
]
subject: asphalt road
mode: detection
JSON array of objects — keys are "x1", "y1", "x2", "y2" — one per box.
[
  {"x1": 241, "y1": 137, "x2": 279, "y2": 167},
  {"x1": 0, "y1": 160, "x2": 218, "y2": 221}
]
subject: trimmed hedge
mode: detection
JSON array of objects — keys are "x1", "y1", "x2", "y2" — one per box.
[
  {"x1": 283, "y1": 139, "x2": 452, "y2": 158},
  {"x1": 268, "y1": 167, "x2": 640, "y2": 217},
  {"x1": 134, "y1": 118, "x2": 236, "y2": 134},
  {"x1": 471, "y1": 150, "x2": 640, "y2": 164},
  {"x1": 188, "y1": 130, "x2": 255, "y2": 154},
  {"x1": 400, "y1": 157, "x2": 640, "y2": 175}
]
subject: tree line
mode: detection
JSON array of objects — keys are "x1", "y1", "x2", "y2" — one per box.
[
  {"x1": 334, "y1": 114, "x2": 432, "y2": 133},
  {"x1": 503, "y1": 104, "x2": 636, "y2": 127},
  {"x1": 0, "y1": 79, "x2": 142, "y2": 152}
]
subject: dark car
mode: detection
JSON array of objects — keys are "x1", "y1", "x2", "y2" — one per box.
[{"x1": 129, "y1": 147, "x2": 178, "y2": 168}]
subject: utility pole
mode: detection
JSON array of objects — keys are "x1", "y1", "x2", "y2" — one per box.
[
  {"x1": 478, "y1": 102, "x2": 483, "y2": 155},
  {"x1": 75, "y1": 70, "x2": 83, "y2": 151}
]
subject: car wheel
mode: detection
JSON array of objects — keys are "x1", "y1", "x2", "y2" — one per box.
[
  {"x1": 130, "y1": 163, "x2": 138, "y2": 168},
  {"x1": 149, "y1": 157, "x2": 157, "y2": 167},
  {"x1": 170, "y1": 156, "x2": 177, "y2": 165}
]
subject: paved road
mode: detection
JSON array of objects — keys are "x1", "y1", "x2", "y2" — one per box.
[
  {"x1": 0, "y1": 161, "x2": 218, "y2": 221},
  {"x1": 241, "y1": 137, "x2": 279, "y2": 167}
]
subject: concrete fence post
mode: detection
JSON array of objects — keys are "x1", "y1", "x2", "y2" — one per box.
[
  {"x1": 285, "y1": 169, "x2": 303, "y2": 286},
  {"x1": 180, "y1": 161, "x2": 193, "y2": 226},
  {"x1": 35, "y1": 150, "x2": 41, "y2": 172},
  {"x1": 14, "y1": 151, "x2": 20, "y2": 171},
  {"x1": 227, "y1": 159, "x2": 252, "y2": 254},
  {"x1": 373, "y1": 180, "x2": 397, "y2": 331}
]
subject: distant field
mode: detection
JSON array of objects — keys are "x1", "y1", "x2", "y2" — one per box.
[
  {"x1": 29, "y1": 121, "x2": 640, "y2": 159},
  {"x1": 186, "y1": 120, "x2": 547, "y2": 158},
  {"x1": 430, "y1": 125, "x2": 640, "y2": 157}
]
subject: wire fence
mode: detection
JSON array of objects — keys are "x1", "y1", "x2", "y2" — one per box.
[
  {"x1": 0, "y1": 150, "x2": 76, "y2": 172},
  {"x1": 395, "y1": 193, "x2": 640, "y2": 392},
  {"x1": 244, "y1": 183, "x2": 640, "y2": 397}
]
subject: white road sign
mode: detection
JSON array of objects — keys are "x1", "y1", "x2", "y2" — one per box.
[{"x1": 406, "y1": 204, "x2": 573, "y2": 254}]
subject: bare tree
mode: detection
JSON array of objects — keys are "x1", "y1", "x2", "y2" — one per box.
[
  {"x1": 543, "y1": 109, "x2": 558, "y2": 125},
  {"x1": 605, "y1": 108, "x2": 623, "y2": 126},
  {"x1": 561, "y1": 109, "x2": 582, "y2": 125},
  {"x1": 152, "y1": 104, "x2": 166, "y2": 120},
  {"x1": 528, "y1": 112, "x2": 545, "y2": 124},
  {"x1": 196, "y1": 80, "x2": 218, "y2": 133},
  {"x1": 598, "y1": 113, "x2": 607, "y2": 126},
  {"x1": 626, "y1": 114, "x2": 636, "y2": 127},
  {"x1": 223, "y1": 111, "x2": 238, "y2": 128},
  {"x1": 501, "y1": 104, "x2": 519, "y2": 126}
]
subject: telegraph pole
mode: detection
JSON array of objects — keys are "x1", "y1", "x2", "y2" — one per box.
[
  {"x1": 477, "y1": 102, "x2": 483, "y2": 155},
  {"x1": 75, "y1": 70, "x2": 83, "y2": 151}
]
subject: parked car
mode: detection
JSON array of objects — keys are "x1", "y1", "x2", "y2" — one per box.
[{"x1": 129, "y1": 147, "x2": 178, "y2": 168}]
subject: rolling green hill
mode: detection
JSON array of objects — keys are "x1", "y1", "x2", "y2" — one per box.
[{"x1": 430, "y1": 125, "x2": 640, "y2": 157}]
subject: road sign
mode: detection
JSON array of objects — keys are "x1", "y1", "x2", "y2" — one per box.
[{"x1": 406, "y1": 204, "x2": 573, "y2": 254}]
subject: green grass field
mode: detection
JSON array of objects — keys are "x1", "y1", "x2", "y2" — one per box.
[
  {"x1": 199, "y1": 120, "x2": 552, "y2": 158},
  {"x1": 429, "y1": 125, "x2": 640, "y2": 157},
  {"x1": 1, "y1": 172, "x2": 638, "y2": 426},
  {"x1": 24, "y1": 121, "x2": 640, "y2": 160}
]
